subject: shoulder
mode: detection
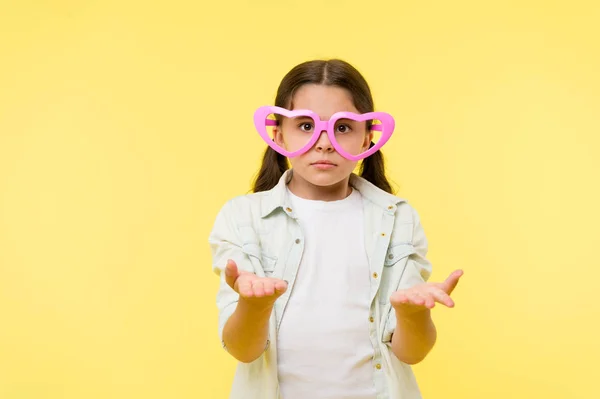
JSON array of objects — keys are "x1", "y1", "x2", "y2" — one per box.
[
  {"x1": 220, "y1": 191, "x2": 269, "y2": 210},
  {"x1": 393, "y1": 200, "x2": 423, "y2": 225},
  {"x1": 211, "y1": 171, "x2": 289, "y2": 234},
  {"x1": 209, "y1": 192, "x2": 270, "y2": 243},
  {"x1": 213, "y1": 191, "x2": 270, "y2": 225},
  {"x1": 384, "y1": 199, "x2": 424, "y2": 245}
]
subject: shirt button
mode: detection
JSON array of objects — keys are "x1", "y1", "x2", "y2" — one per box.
[
  {"x1": 372, "y1": 272, "x2": 378, "y2": 279},
  {"x1": 388, "y1": 254, "x2": 394, "y2": 259},
  {"x1": 380, "y1": 233, "x2": 386, "y2": 237},
  {"x1": 295, "y1": 238, "x2": 301, "y2": 244},
  {"x1": 286, "y1": 207, "x2": 292, "y2": 212},
  {"x1": 369, "y1": 316, "x2": 374, "y2": 323},
  {"x1": 388, "y1": 205, "x2": 394, "y2": 210},
  {"x1": 375, "y1": 363, "x2": 382, "y2": 370}
]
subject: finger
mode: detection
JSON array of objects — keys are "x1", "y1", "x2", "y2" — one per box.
[
  {"x1": 224, "y1": 260, "x2": 239, "y2": 290},
  {"x1": 408, "y1": 291, "x2": 426, "y2": 307},
  {"x1": 252, "y1": 280, "x2": 266, "y2": 297},
  {"x1": 273, "y1": 279, "x2": 288, "y2": 294},
  {"x1": 237, "y1": 277, "x2": 254, "y2": 297},
  {"x1": 263, "y1": 280, "x2": 276, "y2": 296},
  {"x1": 391, "y1": 291, "x2": 410, "y2": 305},
  {"x1": 390, "y1": 291, "x2": 407, "y2": 308},
  {"x1": 431, "y1": 288, "x2": 455, "y2": 307},
  {"x1": 442, "y1": 269, "x2": 464, "y2": 295},
  {"x1": 420, "y1": 292, "x2": 436, "y2": 309}
]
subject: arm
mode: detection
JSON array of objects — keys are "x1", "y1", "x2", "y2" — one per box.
[
  {"x1": 388, "y1": 206, "x2": 462, "y2": 364},
  {"x1": 219, "y1": 259, "x2": 287, "y2": 363},
  {"x1": 208, "y1": 202, "x2": 287, "y2": 363},
  {"x1": 222, "y1": 297, "x2": 273, "y2": 363},
  {"x1": 390, "y1": 269, "x2": 463, "y2": 364},
  {"x1": 391, "y1": 308, "x2": 437, "y2": 364}
]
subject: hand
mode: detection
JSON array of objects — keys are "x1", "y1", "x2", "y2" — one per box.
[
  {"x1": 390, "y1": 270, "x2": 463, "y2": 316},
  {"x1": 225, "y1": 259, "x2": 288, "y2": 310}
]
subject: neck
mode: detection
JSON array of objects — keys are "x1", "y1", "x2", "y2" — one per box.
[{"x1": 287, "y1": 173, "x2": 352, "y2": 201}]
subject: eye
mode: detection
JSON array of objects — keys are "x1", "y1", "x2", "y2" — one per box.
[
  {"x1": 298, "y1": 122, "x2": 314, "y2": 132},
  {"x1": 336, "y1": 124, "x2": 352, "y2": 134}
]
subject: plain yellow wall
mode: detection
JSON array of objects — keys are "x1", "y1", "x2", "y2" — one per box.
[{"x1": 1, "y1": 0, "x2": 599, "y2": 398}]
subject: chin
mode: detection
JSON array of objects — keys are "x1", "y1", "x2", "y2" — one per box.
[{"x1": 298, "y1": 168, "x2": 351, "y2": 187}]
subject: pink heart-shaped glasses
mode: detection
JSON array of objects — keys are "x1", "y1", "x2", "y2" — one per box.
[{"x1": 253, "y1": 106, "x2": 395, "y2": 161}]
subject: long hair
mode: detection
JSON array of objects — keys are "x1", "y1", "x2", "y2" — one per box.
[{"x1": 252, "y1": 59, "x2": 393, "y2": 194}]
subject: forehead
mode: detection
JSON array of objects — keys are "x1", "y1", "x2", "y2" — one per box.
[{"x1": 290, "y1": 84, "x2": 359, "y2": 119}]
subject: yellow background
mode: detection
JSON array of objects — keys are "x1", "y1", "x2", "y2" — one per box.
[{"x1": 1, "y1": 0, "x2": 599, "y2": 398}]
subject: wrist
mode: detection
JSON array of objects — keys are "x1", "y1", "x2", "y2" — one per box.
[
  {"x1": 237, "y1": 297, "x2": 275, "y2": 318},
  {"x1": 395, "y1": 307, "x2": 432, "y2": 324}
]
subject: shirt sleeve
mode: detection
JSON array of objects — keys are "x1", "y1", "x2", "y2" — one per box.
[
  {"x1": 382, "y1": 206, "x2": 433, "y2": 344},
  {"x1": 208, "y1": 200, "x2": 255, "y2": 347}
]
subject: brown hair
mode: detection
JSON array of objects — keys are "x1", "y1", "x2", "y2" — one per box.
[{"x1": 252, "y1": 59, "x2": 393, "y2": 194}]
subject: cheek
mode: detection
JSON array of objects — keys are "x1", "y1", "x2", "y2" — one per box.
[
  {"x1": 345, "y1": 134, "x2": 370, "y2": 151},
  {"x1": 275, "y1": 132, "x2": 299, "y2": 151},
  {"x1": 287, "y1": 157, "x2": 298, "y2": 168},
  {"x1": 332, "y1": 156, "x2": 358, "y2": 171}
]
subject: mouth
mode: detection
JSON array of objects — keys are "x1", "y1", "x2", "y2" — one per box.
[
  {"x1": 311, "y1": 160, "x2": 336, "y2": 166},
  {"x1": 310, "y1": 160, "x2": 337, "y2": 170}
]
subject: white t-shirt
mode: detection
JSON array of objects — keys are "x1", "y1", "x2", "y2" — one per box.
[{"x1": 276, "y1": 187, "x2": 377, "y2": 399}]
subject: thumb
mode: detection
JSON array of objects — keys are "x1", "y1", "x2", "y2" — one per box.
[
  {"x1": 441, "y1": 269, "x2": 464, "y2": 295},
  {"x1": 224, "y1": 259, "x2": 239, "y2": 290}
]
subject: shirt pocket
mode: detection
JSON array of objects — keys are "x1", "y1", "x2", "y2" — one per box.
[
  {"x1": 241, "y1": 243, "x2": 278, "y2": 277},
  {"x1": 378, "y1": 243, "x2": 417, "y2": 304}
]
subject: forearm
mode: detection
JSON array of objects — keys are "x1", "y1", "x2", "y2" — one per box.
[
  {"x1": 391, "y1": 309, "x2": 437, "y2": 365},
  {"x1": 222, "y1": 299, "x2": 272, "y2": 363}
]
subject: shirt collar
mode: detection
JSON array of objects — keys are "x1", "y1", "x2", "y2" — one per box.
[{"x1": 260, "y1": 169, "x2": 405, "y2": 218}]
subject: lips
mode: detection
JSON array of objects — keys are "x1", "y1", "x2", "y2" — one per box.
[{"x1": 311, "y1": 160, "x2": 336, "y2": 166}]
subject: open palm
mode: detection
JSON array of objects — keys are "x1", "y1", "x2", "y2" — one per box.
[{"x1": 390, "y1": 270, "x2": 464, "y2": 315}]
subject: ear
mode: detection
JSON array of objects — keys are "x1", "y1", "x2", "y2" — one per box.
[
  {"x1": 273, "y1": 126, "x2": 285, "y2": 147},
  {"x1": 363, "y1": 131, "x2": 374, "y2": 150}
]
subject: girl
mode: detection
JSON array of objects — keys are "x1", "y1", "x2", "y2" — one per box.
[{"x1": 208, "y1": 59, "x2": 463, "y2": 399}]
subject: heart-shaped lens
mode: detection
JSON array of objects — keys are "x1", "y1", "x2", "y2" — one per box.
[
  {"x1": 329, "y1": 112, "x2": 395, "y2": 160},
  {"x1": 328, "y1": 117, "x2": 383, "y2": 157},
  {"x1": 254, "y1": 106, "x2": 320, "y2": 157}
]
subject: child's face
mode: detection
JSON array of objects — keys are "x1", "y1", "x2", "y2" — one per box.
[{"x1": 272, "y1": 84, "x2": 372, "y2": 189}]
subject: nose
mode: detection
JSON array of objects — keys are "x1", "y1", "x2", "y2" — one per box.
[{"x1": 315, "y1": 130, "x2": 333, "y2": 152}]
